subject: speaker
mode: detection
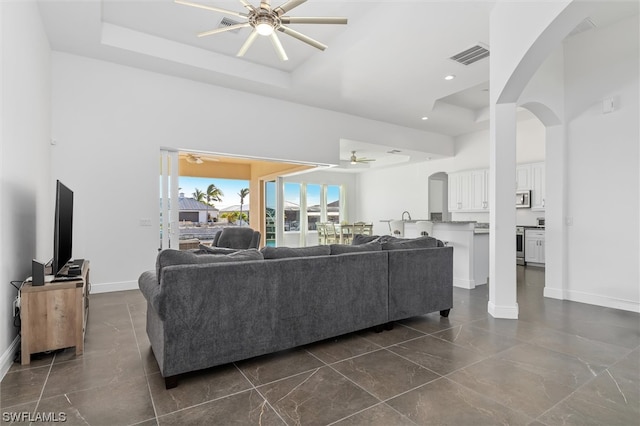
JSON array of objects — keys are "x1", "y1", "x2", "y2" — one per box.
[{"x1": 32, "y1": 259, "x2": 45, "y2": 286}]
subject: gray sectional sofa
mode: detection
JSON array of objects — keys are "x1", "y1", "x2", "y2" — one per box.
[{"x1": 139, "y1": 236, "x2": 453, "y2": 388}]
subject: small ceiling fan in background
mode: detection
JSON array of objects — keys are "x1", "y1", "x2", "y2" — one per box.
[
  {"x1": 350, "y1": 151, "x2": 375, "y2": 165},
  {"x1": 175, "y1": 0, "x2": 348, "y2": 61},
  {"x1": 183, "y1": 153, "x2": 220, "y2": 164}
]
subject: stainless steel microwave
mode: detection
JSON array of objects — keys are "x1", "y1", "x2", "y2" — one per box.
[{"x1": 516, "y1": 190, "x2": 531, "y2": 208}]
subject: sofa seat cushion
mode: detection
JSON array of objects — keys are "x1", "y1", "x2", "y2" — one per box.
[
  {"x1": 330, "y1": 241, "x2": 382, "y2": 254},
  {"x1": 381, "y1": 236, "x2": 442, "y2": 250},
  {"x1": 261, "y1": 245, "x2": 330, "y2": 259},
  {"x1": 195, "y1": 244, "x2": 239, "y2": 255},
  {"x1": 156, "y1": 248, "x2": 263, "y2": 277}
]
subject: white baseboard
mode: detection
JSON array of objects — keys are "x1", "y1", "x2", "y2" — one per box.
[
  {"x1": 544, "y1": 286, "x2": 639, "y2": 313},
  {"x1": 487, "y1": 300, "x2": 519, "y2": 319},
  {"x1": 454, "y1": 278, "x2": 475, "y2": 289},
  {"x1": 0, "y1": 335, "x2": 20, "y2": 382},
  {"x1": 90, "y1": 280, "x2": 138, "y2": 294}
]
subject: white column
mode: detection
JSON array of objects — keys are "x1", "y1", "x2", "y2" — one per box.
[
  {"x1": 543, "y1": 124, "x2": 567, "y2": 300},
  {"x1": 488, "y1": 102, "x2": 519, "y2": 319}
]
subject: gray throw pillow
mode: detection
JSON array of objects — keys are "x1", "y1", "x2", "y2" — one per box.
[
  {"x1": 330, "y1": 241, "x2": 382, "y2": 254},
  {"x1": 260, "y1": 245, "x2": 331, "y2": 259},
  {"x1": 381, "y1": 236, "x2": 441, "y2": 250},
  {"x1": 156, "y1": 248, "x2": 263, "y2": 277}
]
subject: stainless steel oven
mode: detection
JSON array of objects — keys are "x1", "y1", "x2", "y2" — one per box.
[{"x1": 516, "y1": 226, "x2": 525, "y2": 265}]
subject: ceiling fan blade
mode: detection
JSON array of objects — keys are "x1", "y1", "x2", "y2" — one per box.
[
  {"x1": 274, "y1": 0, "x2": 306, "y2": 16},
  {"x1": 197, "y1": 22, "x2": 250, "y2": 37},
  {"x1": 260, "y1": 0, "x2": 272, "y2": 10},
  {"x1": 280, "y1": 16, "x2": 348, "y2": 25},
  {"x1": 238, "y1": 0, "x2": 255, "y2": 11},
  {"x1": 269, "y1": 33, "x2": 289, "y2": 61},
  {"x1": 237, "y1": 29, "x2": 259, "y2": 57},
  {"x1": 175, "y1": 0, "x2": 247, "y2": 18},
  {"x1": 279, "y1": 25, "x2": 327, "y2": 51}
]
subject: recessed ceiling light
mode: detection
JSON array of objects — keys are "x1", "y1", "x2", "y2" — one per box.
[
  {"x1": 444, "y1": 75, "x2": 456, "y2": 81},
  {"x1": 421, "y1": 116, "x2": 429, "y2": 121}
]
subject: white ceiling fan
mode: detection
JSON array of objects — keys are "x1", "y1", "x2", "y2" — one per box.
[
  {"x1": 175, "y1": 0, "x2": 348, "y2": 61},
  {"x1": 183, "y1": 153, "x2": 220, "y2": 164},
  {"x1": 350, "y1": 151, "x2": 375, "y2": 165}
]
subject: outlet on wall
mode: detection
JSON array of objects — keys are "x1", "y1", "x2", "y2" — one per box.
[{"x1": 139, "y1": 218, "x2": 152, "y2": 227}]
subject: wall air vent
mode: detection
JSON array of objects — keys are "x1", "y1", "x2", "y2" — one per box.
[
  {"x1": 219, "y1": 17, "x2": 243, "y2": 33},
  {"x1": 450, "y1": 44, "x2": 490, "y2": 65}
]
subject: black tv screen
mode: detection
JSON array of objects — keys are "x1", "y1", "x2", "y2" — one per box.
[{"x1": 53, "y1": 180, "x2": 73, "y2": 276}]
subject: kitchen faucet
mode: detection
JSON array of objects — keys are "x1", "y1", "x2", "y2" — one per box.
[{"x1": 402, "y1": 211, "x2": 412, "y2": 221}]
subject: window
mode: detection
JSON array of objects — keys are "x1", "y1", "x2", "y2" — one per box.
[
  {"x1": 306, "y1": 184, "x2": 321, "y2": 230},
  {"x1": 284, "y1": 182, "x2": 301, "y2": 231},
  {"x1": 327, "y1": 185, "x2": 341, "y2": 224},
  {"x1": 265, "y1": 180, "x2": 276, "y2": 246}
]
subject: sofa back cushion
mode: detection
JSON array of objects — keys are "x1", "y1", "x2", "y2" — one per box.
[
  {"x1": 351, "y1": 234, "x2": 380, "y2": 245},
  {"x1": 330, "y1": 241, "x2": 382, "y2": 255},
  {"x1": 381, "y1": 236, "x2": 443, "y2": 250},
  {"x1": 156, "y1": 248, "x2": 263, "y2": 277},
  {"x1": 261, "y1": 245, "x2": 330, "y2": 259}
]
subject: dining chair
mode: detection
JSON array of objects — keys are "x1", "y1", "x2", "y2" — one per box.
[
  {"x1": 389, "y1": 220, "x2": 404, "y2": 237},
  {"x1": 316, "y1": 223, "x2": 327, "y2": 245},
  {"x1": 415, "y1": 221, "x2": 433, "y2": 237},
  {"x1": 325, "y1": 222, "x2": 339, "y2": 244}
]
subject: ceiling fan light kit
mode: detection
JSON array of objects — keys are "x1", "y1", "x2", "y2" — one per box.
[{"x1": 176, "y1": 0, "x2": 347, "y2": 61}]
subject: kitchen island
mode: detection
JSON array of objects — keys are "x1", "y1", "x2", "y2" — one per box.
[{"x1": 380, "y1": 220, "x2": 489, "y2": 289}]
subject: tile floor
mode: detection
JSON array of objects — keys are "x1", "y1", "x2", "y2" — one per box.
[{"x1": 1, "y1": 267, "x2": 638, "y2": 425}]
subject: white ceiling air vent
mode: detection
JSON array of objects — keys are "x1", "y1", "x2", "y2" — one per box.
[
  {"x1": 218, "y1": 17, "x2": 243, "y2": 33},
  {"x1": 387, "y1": 149, "x2": 402, "y2": 154},
  {"x1": 450, "y1": 44, "x2": 490, "y2": 65}
]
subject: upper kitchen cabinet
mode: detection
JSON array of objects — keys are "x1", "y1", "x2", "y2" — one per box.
[
  {"x1": 448, "y1": 169, "x2": 489, "y2": 212},
  {"x1": 530, "y1": 162, "x2": 546, "y2": 211},
  {"x1": 516, "y1": 164, "x2": 531, "y2": 191}
]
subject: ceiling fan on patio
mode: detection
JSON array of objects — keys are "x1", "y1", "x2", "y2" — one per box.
[
  {"x1": 350, "y1": 151, "x2": 375, "y2": 165},
  {"x1": 183, "y1": 153, "x2": 220, "y2": 164},
  {"x1": 175, "y1": 0, "x2": 348, "y2": 61}
]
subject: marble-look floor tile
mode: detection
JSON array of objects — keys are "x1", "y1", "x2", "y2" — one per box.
[
  {"x1": 332, "y1": 402, "x2": 416, "y2": 426},
  {"x1": 36, "y1": 375, "x2": 155, "y2": 426},
  {"x1": 236, "y1": 348, "x2": 325, "y2": 386},
  {"x1": 147, "y1": 364, "x2": 252, "y2": 416},
  {"x1": 42, "y1": 349, "x2": 146, "y2": 398},
  {"x1": 304, "y1": 332, "x2": 381, "y2": 364},
  {"x1": 388, "y1": 335, "x2": 487, "y2": 375},
  {"x1": 258, "y1": 366, "x2": 379, "y2": 425},
  {"x1": 397, "y1": 314, "x2": 462, "y2": 335},
  {"x1": 332, "y1": 349, "x2": 440, "y2": 400},
  {"x1": 448, "y1": 344, "x2": 600, "y2": 417},
  {"x1": 359, "y1": 324, "x2": 425, "y2": 347},
  {"x1": 0, "y1": 401, "x2": 38, "y2": 424},
  {"x1": 432, "y1": 324, "x2": 523, "y2": 356},
  {"x1": 157, "y1": 389, "x2": 284, "y2": 426},
  {"x1": 0, "y1": 366, "x2": 51, "y2": 408},
  {"x1": 538, "y1": 348, "x2": 640, "y2": 425},
  {"x1": 386, "y1": 377, "x2": 532, "y2": 426}
]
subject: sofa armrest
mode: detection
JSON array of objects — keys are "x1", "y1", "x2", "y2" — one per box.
[{"x1": 138, "y1": 270, "x2": 163, "y2": 318}]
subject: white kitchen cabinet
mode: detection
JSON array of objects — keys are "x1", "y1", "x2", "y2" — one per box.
[
  {"x1": 448, "y1": 172, "x2": 470, "y2": 211},
  {"x1": 449, "y1": 169, "x2": 488, "y2": 212},
  {"x1": 524, "y1": 228, "x2": 545, "y2": 264},
  {"x1": 531, "y1": 162, "x2": 546, "y2": 210},
  {"x1": 469, "y1": 169, "x2": 489, "y2": 211},
  {"x1": 516, "y1": 164, "x2": 531, "y2": 191}
]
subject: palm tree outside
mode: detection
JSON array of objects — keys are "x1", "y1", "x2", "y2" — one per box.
[
  {"x1": 192, "y1": 188, "x2": 206, "y2": 203},
  {"x1": 238, "y1": 188, "x2": 249, "y2": 226},
  {"x1": 206, "y1": 184, "x2": 224, "y2": 223}
]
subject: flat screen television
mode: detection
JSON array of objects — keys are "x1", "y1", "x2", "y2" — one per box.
[{"x1": 52, "y1": 180, "x2": 74, "y2": 276}]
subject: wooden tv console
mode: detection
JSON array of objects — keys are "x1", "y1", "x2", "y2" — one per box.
[{"x1": 20, "y1": 260, "x2": 90, "y2": 365}]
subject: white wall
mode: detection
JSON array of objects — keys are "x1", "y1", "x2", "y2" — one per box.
[
  {"x1": 50, "y1": 52, "x2": 453, "y2": 292},
  {"x1": 563, "y1": 15, "x2": 639, "y2": 310},
  {"x1": 0, "y1": 2, "x2": 52, "y2": 375}
]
